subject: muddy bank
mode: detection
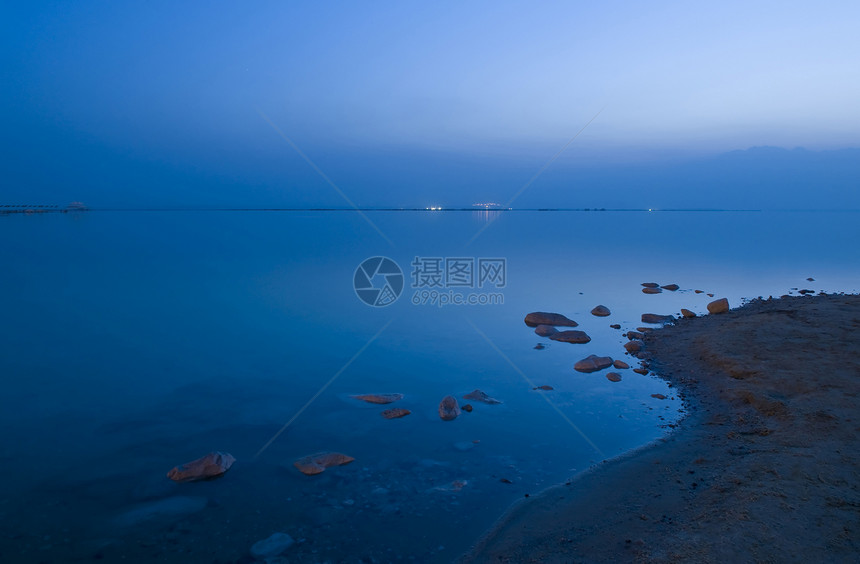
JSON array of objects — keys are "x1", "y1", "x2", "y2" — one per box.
[{"x1": 463, "y1": 294, "x2": 860, "y2": 563}]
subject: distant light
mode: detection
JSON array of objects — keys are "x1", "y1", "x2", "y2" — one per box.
[{"x1": 648, "y1": 208, "x2": 652, "y2": 212}]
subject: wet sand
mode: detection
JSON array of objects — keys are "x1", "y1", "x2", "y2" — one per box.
[{"x1": 463, "y1": 294, "x2": 860, "y2": 563}]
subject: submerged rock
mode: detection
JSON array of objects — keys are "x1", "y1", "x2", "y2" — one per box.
[
  {"x1": 524, "y1": 312, "x2": 577, "y2": 327},
  {"x1": 294, "y1": 452, "x2": 355, "y2": 476},
  {"x1": 633, "y1": 368, "x2": 649, "y2": 375},
  {"x1": 641, "y1": 282, "x2": 660, "y2": 288},
  {"x1": 626, "y1": 331, "x2": 644, "y2": 340},
  {"x1": 609, "y1": 324, "x2": 621, "y2": 329},
  {"x1": 661, "y1": 284, "x2": 680, "y2": 291},
  {"x1": 591, "y1": 305, "x2": 611, "y2": 317},
  {"x1": 167, "y1": 452, "x2": 235, "y2": 483},
  {"x1": 381, "y1": 408, "x2": 411, "y2": 419},
  {"x1": 534, "y1": 324, "x2": 558, "y2": 337},
  {"x1": 606, "y1": 372, "x2": 622, "y2": 382},
  {"x1": 462, "y1": 404, "x2": 473, "y2": 412},
  {"x1": 624, "y1": 340, "x2": 644, "y2": 353},
  {"x1": 251, "y1": 532, "x2": 295, "y2": 559},
  {"x1": 641, "y1": 313, "x2": 674, "y2": 324},
  {"x1": 351, "y1": 393, "x2": 404, "y2": 404},
  {"x1": 651, "y1": 394, "x2": 667, "y2": 400},
  {"x1": 439, "y1": 396, "x2": 461, "y2": 421},
  {"x1": 534, "y1": 385, "x2": 554, "y2": 390},
  {"x1": 463, "y1": 389, "x2": 502, "y2": 404},
  {"x1": 114, "y1": 496, "x2": 208, "y2": 527},
  {"x1": 642, "y1": 287, "x2": 662, "y2": 294},
  {"x1": 680, "y1": 308, "x2": 696, "y2": 318},
  {"x1": 613, "y1": 360, "x2": 630, "y2": 369},
  {"x1": 534, "y1": 343, "x2": 546, "y2": 350},
  {"x1": 549, "y1": 330, "x2": 591, "y2": 344},
  {"x1": 707, "y1": 298, "x2": 730, "y2": 314},
  {"x1": 574, "y1": 354, "x2": 613, "y2": 373}
]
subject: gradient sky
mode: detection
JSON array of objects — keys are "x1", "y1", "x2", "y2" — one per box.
[{"x1": 2, "y1": 1, "x2": 859, "y2": 206}]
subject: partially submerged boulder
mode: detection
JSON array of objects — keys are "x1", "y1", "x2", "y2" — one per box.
[
  {"x1": 294, "y1": 452, "x2": 355, "y2": 476},
  {"x1": 624, "y1": 340, "x2": 644, "y2": 353},
  {"x1": 606, "y1": 372, "x2": 622, "y2": 382},
  {"x1": 661, "y1": 284, "x2": 680, "y2": 291},
  {"x1": 463, "y1": 389, "x2": 502, "y2": 404},
  {"x1": 439, "y1": 396, "x2": 461, "y2": 421},
  {"x1": 549, "y1": 330, "x2": 591, "y2": 344},
  {"x1": 613, "y1": 360, "x2": 630, "y2": 369},
  {"x1": 680, "y1": 308, "x2": 696, "y2": 318},
  {"x1": 642, "y1": 287, "x2": 662, "y2": 294},
  {"x1": 381, "y1": 408, "x2": 411, "y2": 419},
  {"x1": 641, "y1": 313, "x2": 674, "y2": 324},
  {"x1": 707, "y1": 298, "x2": 730, "y2": 314},
  {"x1": 524, "y1": 312, "x2": 577, "y2": 327},
  {"x1": 167, "y1": 452, "x2": 235, "y2": 483},
  {"x1": 351, "y1": 393, "x2": 403, "y2": 404},
  {"x1": 534, "y1": 324, "x2": 558, "y2": 337},
  {"x1": 574, "y1": 354, "x2": 613, "y2": 373},
  {"x1": 641, "y1": 282, "x2": 660, "y2": 288},
  {"x1": 591, "y1": 305, "x2": 611, "y2": 317}
]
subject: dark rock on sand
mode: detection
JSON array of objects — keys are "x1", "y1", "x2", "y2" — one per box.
[
  {"x1": 591, "y1": 305, "x2": 611, "y2": 317},
  {"x1": 294, "y1": 452, "x2": 355, "y2": 476},
  {"x1": 661, "y1": 284, "x2": 680, "y2": 291},
  {"x1": 642, "y1": 287, "x2": 662, "y2": 294},
  {"x1": 439, "y1": 396, "x2": 461, "y2": 421},
  {"x1": 524, "y1": 312, "x2": 577, "y2": 327},
  {"x1": 641, "y1": 313, "x2": 674, "y2": 324},
  {"x1": 549, "y1": 330, "x2": 591, "y2": 344},
  {"x1": 574, "y1": 355, "x2": 613, "y2": 373},
  {"x1": 351, "y1": 393, "x2": 403, "y2": 404},
  {"x1": 624, "y1": 340, "x2": 644, "y2": 353},
  {"x1": 534, "y1": 324, "x2": 558, "y2": 337},
  {"x1": 463, "y1": 389, "x2": 502, "y2": 404},
  {"x1": 251, "y1": 532, "x2": 295, "y2": 559},
  {"x1": 641, "y1": 282, "x2": 660, "y2": 288},
  {"x1": 681, "y1": 308, "x2": 696, "y2": 318},
  {"x1": 167, "y1": 452, "x2": 235, "y2": 483},
  {"x1": 381, "y1": 408, "x2": 411, "y2": 419},
  {"x1": 613, "y1": 360, "x2": 630, "y2": 369},
  {"x1": 707, "y1": 298, "x2": 729, "y2": 314}
]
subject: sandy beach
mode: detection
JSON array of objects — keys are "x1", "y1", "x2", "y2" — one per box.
[{"x1": 464, "y1": 293, "x2": 860, "y2": 563}]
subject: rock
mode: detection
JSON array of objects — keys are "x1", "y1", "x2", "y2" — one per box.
[
  {"x1": 549, "y1": 330, "x2": 591, "y2": 344},
  {"x1": 613, "y1": 360, "x2": 629, "y2": 369},
  {"x1": 439, "y1": 396, "x2": 461, "y2": 421},
  {"x1": 574, "y1": 354, "x2": 613, "y2": 373},
  {"x1": 694, "y1": 289, "x2": 703, "y2": 293},
  {"x1": 534, "y1": 343, "x2": 546, "y2": 350},
  {"x1": 799, "y1": 289, "x2": 814, "y2": 295},
  {"x1": 707, "y1": 298, "x2": 729, "y2": 314},
  {"x1": 633, "y1": 368, "x2": 649, "y2": 375},
  {"x1": 641, "y1": 313, "x2": 673, "y2": 324},
  {"x1": 381, "y1": 408, "x2": 411, "y2": 419},
  {"x1": 462, "y1": 404, "x2": 473, "y2": 412},
  {"x1": 293, "y1": 452, "x2": 355, "y2": 476},
  {"x1": 351, "y1": 393, "x2": 403, "y2": 404},
  {"x1": 463, "y1": 389, "x2": 502, "y2": 404},
  {"x1": 641, "y1": 282, "x2": 660, "y2": 288},
  {"x1": 642, "y1": 287, "x2": 662, "y2": 294},
  {"x1": 609, "y1": 324, "x2": 621, "y2": 329},
  {"x1": 605, "y1": 372, "x2": 622, "y2": 382},
  {"x1": 534, "y1": 385, "x2": 554, "y2": 390},
  {"x1": 651, "y1": 394, "x2": 667, "y2": 400},
  {"x1": 251, "y1": 532, "x2": 295, "y2": 559},
  {"x1": 534, "y1": 324, "x2": 558, "y2": 337},
  {"x1": 591, "y1": 305, "x2": 611, "y2": 317},
  {"x1": 661, "y1": 284, "x2": 679, "y2": 291},
  {"x1": 524, "y1": 312, "x2": 577, "y2": 327},
  {"x1": 707, "y1": 293, "x2": 714, "y2": 297},
  {"x1": 624, "y1": 340, "x2": 644, "y2": 353},
  {"x1": 636, "y1": 327, "x2": 653, "y2": 332},
  {"x1": 626, "y1": 331, "x2": 644, "y2": 340},
  {"x1": 167, "y1": 452, "x2": 235, "y2": 483},
  {"x1": 680, "y1": 308, "x2": 696, "y2": 318},
  {"x1": 807, "y1": 277, "x2": 815, "y2": 281}
]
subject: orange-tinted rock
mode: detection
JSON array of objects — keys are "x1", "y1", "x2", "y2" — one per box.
[
  {"x1": 641, "y1": 313, "x2": 673, "y2": 324},
  {"x1": 651, "y1": 394, "x2": 667, "y2": 400},
  {"x1": 613, "y1": 360, "x2": 630, "y2": 369},
  {"x1": 574, "y1": 354, "x2": 613, "y2": 373},
  {"x1": 591, "y1": 305, "x2": 611, "y2": 317},
  {"x1": 463, "y1": 389, "x2": 502, "y2": 404},
  {"x1": 624, "y1": 340, "x2": 643, "y2": 353},
  {"x1": 695, "y1": 290, "x2": 704, "y2": 294},
  {"x1": 534, "y1": 343, "x2": 546, "y2": 350},
  {"x1": 626, "y1": 331, "x2": 644, "y2": 340},
  {"x1": 661, "y1": 284, "x2": 679, "y2": 291},
  {"x1": 636, "y1": 327, "x2": 652, "y2": 333},
  {"x1": 549, "y1": 330, "x2": 591, "y2": 344},
  {"x1": 294, "y1": 452, "x2": 355, "y2": 475},
  {"x1": 606, "y1": 372, "x2": 622, "y2": 382},
  {"x1": 167, "y1": 452, "x2": 236, "y2": 483},
  {"x1": 351, "y1": 393, "x2": 403, "y2": 404},
  {"x1": 439, "y1": 396, "x2": 461, "y2": 421},
  {"x1": 707, "y1": 298, "x2": 729, "y2": 314},
  {"x1": 609, "y1": 324, "x2": 621, "y2": 329},
  {"x1": 524, "y1": 312, "x2": 577, "y2": 327},
  {"x1": 707, "y1": 293, "x2": 714, "y2": 297},
  {"x1": 381, "y1": 408, "x2": 411, "y2": 419},
  {"x1": 680, "y1": 308, "x2": 696, "y2": 318},
  {"x1": 533, "y1": 385, "x2": 554, "y2": 390},
  {"x1": 462, "y1": 404, "x2": 473, "y2": 412},
  {"x1": 534, "y1": 324, "x2": 558, "y2": 337},
  {"x1": 633, "y1": 368, "x2": 649, "y2": 375},
  {"x1": 641, "y1": 282, "x2": 660, "y2": 288}
]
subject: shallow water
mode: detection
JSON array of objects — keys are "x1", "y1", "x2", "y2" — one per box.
[{"x1": 1, "y1": 210, "x2": 857, "y2": 562}]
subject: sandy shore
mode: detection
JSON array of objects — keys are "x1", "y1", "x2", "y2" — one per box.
[{"x1": 463, "y1": 294, "x2": 860, "y2": 563}]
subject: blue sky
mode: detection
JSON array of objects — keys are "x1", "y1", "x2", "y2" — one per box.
[{"x1": 2, "y1": 1, "x2": 859, "y2": 206}]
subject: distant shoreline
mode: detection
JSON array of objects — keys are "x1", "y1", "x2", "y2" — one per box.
[{"x1": 462, "y1": 293, "x2": 860, "y2": 563}]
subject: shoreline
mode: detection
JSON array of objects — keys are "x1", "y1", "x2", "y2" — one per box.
[{"x1": 462, "y1": 293, "x2": 860, "y2": 563}]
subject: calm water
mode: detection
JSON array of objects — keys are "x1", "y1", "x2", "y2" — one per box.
[{"x1": 1, "y1": 210, "x2": 858, "y2": 563}]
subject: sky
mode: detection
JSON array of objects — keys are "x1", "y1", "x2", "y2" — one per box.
[{"x1": 2, "y1": 1, "x2": 859, "y2": 208}]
